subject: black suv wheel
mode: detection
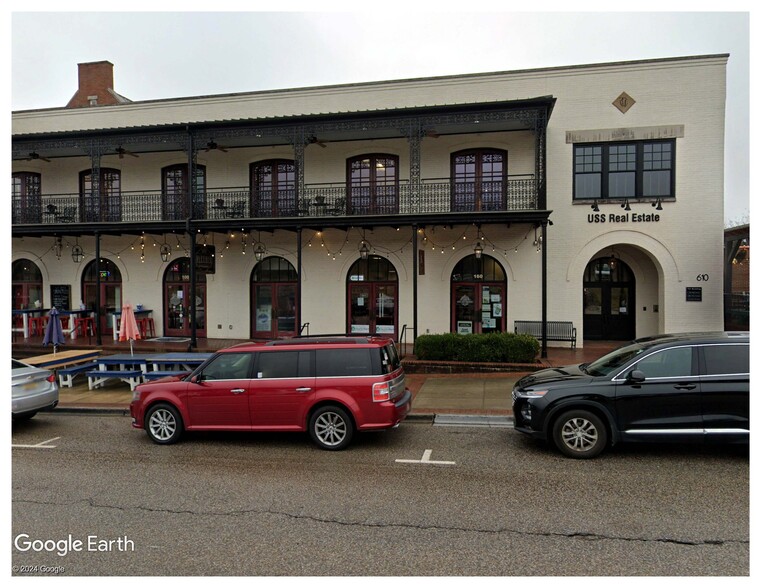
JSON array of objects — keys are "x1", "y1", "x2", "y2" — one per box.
[{"x1": 552, "y1": 409, "x2": 608, "y2": 459}]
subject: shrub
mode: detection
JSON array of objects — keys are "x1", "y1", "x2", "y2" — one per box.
[{"x1": 413, "y1": 332, "x2": 539, "y2": 363}]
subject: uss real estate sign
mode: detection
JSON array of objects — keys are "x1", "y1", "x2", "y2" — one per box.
[{"x1": 588, "y1": 212, "x2": 660, "y2": 224}]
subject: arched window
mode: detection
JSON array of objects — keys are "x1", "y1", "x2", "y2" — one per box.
[
  {"x1": 80, "y1": 168, "x2": 121, "y2": 222},
  {"x1": 451, "y1": 149, "x2": 507, "y2": 212},
  {"x1": 347, "y1": 255, "x2": 398, "y2": 337},
  {"x1": 12, "y1": 259, "x2": 43, "y2": 309},
  {"x1": 251, "y1": 160, "x2": 297, "y2": 217},
  {"x1": 450, "y1": 254, "x2": 506, "y2": 334},
  {"x1": 251, "y1": 256, "x2": 299, "y2": 339},
  {"x1": 347, "y1": 154, "x2": 399, "y2": 215}
]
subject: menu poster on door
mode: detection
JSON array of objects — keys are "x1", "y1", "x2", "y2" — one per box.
[{"x1": 256, "y1": 306, "x2": 272, "y2": 331}]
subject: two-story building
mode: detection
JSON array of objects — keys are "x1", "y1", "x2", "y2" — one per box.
[{"x1": 12, "y1": 55, "x2": 728, "y2": 355}]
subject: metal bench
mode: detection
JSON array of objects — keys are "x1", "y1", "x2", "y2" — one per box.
[
  {"x1": 514, "y1": 320, "x2": 577, "y2": 348},
  {"x1": 57, "y1": 362, "x2": 98, "y2": 388},
  {"x1": 87, "y1": 370, "x2": 144, "y2": 391}
]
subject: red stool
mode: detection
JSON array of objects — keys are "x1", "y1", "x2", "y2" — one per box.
[
  {"x1": 29, "y1": 316, "x2": 48, "y2": 336},
  {"x1": 73, "y1": 317, "x2": 95, "y2": 339},
  {"x1": 137, "y1": 317, "x2": 156, "y2": 338},
  {"x1": 60, "y1": 316, "x2": 70, "y2": 330}
]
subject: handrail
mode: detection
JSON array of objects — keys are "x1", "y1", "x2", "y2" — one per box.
[{"x1": 398, "y1": 324, "x2": 414, "y2": 359}]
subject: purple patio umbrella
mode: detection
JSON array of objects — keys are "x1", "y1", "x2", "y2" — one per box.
[{"x1": 42, "y1": 307, "x2": 66, "y2": 355}]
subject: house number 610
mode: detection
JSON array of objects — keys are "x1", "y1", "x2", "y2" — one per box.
[{"x1": 696, "y1": 274, "x2": 709, "y2": 281}]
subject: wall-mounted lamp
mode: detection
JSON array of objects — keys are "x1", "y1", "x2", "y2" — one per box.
[
  {"x1": 620, "y1": 198, "x2": 631, "y2": 211},
  {"x1": 652, "y1": 198, "x2": 663, "y2": 211},
  {"x1": 253, "y1": 241, "x2": 267, "y2": 262},
  {"x1": 590, "y1": 200, "x2": 600, "y2": 212}
]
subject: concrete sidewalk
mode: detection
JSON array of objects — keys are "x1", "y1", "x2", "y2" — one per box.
[
  {"x1": 50, "y1": 342, "x2": 614, "y2": 417},
  {"x1": 52, "y1": 371, "x2": 524, "y2": 417}
]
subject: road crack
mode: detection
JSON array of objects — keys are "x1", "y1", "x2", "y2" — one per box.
[{"x1": 13, "y1": 497, "x2": 747, "y2": 548}]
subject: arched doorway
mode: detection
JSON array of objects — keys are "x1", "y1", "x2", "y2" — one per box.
[
  {"x1": 12, "y1": 259, "x2": 43, "y2": 310},
  {"x1": 163, "y1": 258, "x2": 207, "y2": 338},
  {"x1": 251, "y1": 256, "x2": 298, "y2": 339},
  {"x1": 347, "y1": 255, "x2": 398, "y2": 338},
  {"x1": 451, "y1": 254, "x2": 507, "y2": 334},
  {"x1": 82, "y1": 259, "x2": 122, "y2": 336},
  {"x1": 583, "y1": 257, "x2": 636, "y2": 340}
]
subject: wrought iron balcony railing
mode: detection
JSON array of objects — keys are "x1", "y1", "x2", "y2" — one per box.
[{"x1": 12, "y1": 176, "x2": 538, "y2": 225}]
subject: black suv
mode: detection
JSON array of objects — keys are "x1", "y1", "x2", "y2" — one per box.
[{"x1": 512, "y1": 332, "x2": 749, "y2": 458}]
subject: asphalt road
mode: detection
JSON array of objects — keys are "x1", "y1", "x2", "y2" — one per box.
[{"x1": 11, "y1": 413, "x2": 749, "y2": 577}]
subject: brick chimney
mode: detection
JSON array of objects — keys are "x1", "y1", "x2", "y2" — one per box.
[{"x1": 66, "y1": 61, "x2": 131, "y2": 108}]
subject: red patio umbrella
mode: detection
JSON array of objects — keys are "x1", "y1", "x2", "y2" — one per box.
[{"x1": 118, "y1": 303, "x2": 142, "y2": 355}]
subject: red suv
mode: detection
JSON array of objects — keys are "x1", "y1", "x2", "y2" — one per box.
[{"x1": 130, "y1": 337, "x2": 411, "y2": 450}]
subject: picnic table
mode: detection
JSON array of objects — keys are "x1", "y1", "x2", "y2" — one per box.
[
  {"x1": 23, "y1": 349, "x2": 102, "y2": 369},
  {"x1": 86, "y1": 352, "x2": 213, "y2": 390}
]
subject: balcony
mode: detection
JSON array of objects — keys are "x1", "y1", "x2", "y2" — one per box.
[{"x1": 12, "y1": 176, "x2": 538, "y2": 227}]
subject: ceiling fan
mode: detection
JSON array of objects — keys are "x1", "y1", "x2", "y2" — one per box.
[
  {"x1": 25, "y1": 151, "x2": 51, "y2": 162},
  {"x1": 116, "y1": 146, "x2": 139, "y2": 158},
  {"x1": 204, "y1": 140, "x2": 228, "y2": 152},
  {"x1": 307, "y1": 135, "x2": 327, "y2": 148}
]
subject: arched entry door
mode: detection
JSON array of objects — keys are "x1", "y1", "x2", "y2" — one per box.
[
  {"x1": 164, "y1": 258, "x2": 207, "y2": 338},
  {"x1": 451, "y1": 254, "x2": 507, "y2": 334},
  {"x1": 251, "y1": 256, "x2": 298, "y2": 339},
  {"x1": 347, "y1": 255, "x2": 398, "y2": 338},
  {"x1": 82, "y1": 259, "x2": 122, "y2": 336},
  {"x1": 583, "y1": 257, "x2": 636, "y2": 340}
]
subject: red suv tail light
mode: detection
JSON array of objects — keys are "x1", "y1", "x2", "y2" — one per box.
[{"x1": 372, "y1": 381, "x2": 390, "y2": 402}]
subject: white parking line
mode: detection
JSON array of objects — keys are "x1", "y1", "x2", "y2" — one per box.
[
  {"x1": 395, "y1": 449, "x2": 456, "y2": 465},
  {"x1": 12, "y1": 436, "x2": 60, "y2": 449}
]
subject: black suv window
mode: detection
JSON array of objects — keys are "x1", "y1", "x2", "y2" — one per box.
[
  {"x1": 316, "y1": 348, "x2": 376, "y2": 377},
  {"x1": 702, "y1": 344, "x2": 749, "y2": 375},
  {"x1": 634, "y1": 347, "x2": 693, "y2": 379},
  {"x1": 256, "y1": 351, "x2": 311, "y2": 379},
  {"x1": 201, "y1": 353, "x2": 253, "y2": 380}
]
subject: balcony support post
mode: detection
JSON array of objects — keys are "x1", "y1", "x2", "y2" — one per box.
[
  {"x1": 405, "y1": 122, "x2": 424, "y2": 214},
  {"x1": 412, "y1": 224, "x2": 418, "y2": 344},
  {"x1": 293, "y1": 130, "x2": 307, "y2": 204},
  {"x1": 541, "y1": 220, "x2": 548, "y2": 359},
  {"x1": 297, "y1": 227, "x2": 303, "y2": 334},
  {"x1": 95, "y1": 231, "x2": 102, "y2": 346}
]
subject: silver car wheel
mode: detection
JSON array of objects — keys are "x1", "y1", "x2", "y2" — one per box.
[
  {"x1": 148, "y1": 407, "x2": 177, "y2": 442},
  {"x1": 560, "y1": 417, "x2": 599, "y2": 452},
  {"x1": 314, "y1": 411, "x2": 348, "y2": 447}
]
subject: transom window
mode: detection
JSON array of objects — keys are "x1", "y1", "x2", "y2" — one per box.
[{"x1": 573, "y1": 140, "x2": 675, "y2": 200}]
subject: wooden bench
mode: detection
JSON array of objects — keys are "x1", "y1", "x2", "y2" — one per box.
[
  {"x1": 87, "y1": 370, "x2": 144, "y2": 391},
  {"x1": 143, "y1": 370, "x2": 188, "y2": 381},
  {"x1": 514, "y1": 320, "x2": 577, "y2": 348},
  {"x1": 58, "y1": 362, "x2": 99, "y2": 388}
]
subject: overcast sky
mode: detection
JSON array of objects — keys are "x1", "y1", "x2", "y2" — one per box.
[{"x1": 7, "y1": 6, "x2": 752, "y2": 223}]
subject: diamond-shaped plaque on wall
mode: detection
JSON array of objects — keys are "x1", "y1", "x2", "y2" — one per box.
[{"x1": 613, "y1": 92, "x2": 636, "y2": 114}]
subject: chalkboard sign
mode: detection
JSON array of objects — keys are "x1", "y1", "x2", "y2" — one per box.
[
  {"x1": 686, "y1": 287, "x2": 703, "y2": 302},
  {"x1": 50, "y1": 284, "x2": 71, "y2": 310}
]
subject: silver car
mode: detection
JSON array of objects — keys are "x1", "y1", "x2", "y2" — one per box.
[{"x1": 12, "y1": 359, "x2": 59, "y2": 420}]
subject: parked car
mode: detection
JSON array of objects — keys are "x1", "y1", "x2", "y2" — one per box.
[
  {"x1": 130, "y1": 336, "x2": 412, "y2": 450},
  {"x1": 512, "y1": 332, "x2": 749, "y2": 458},
  {"x1": 12, "y1": 359, "x2": 59, "y2": 420}
]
